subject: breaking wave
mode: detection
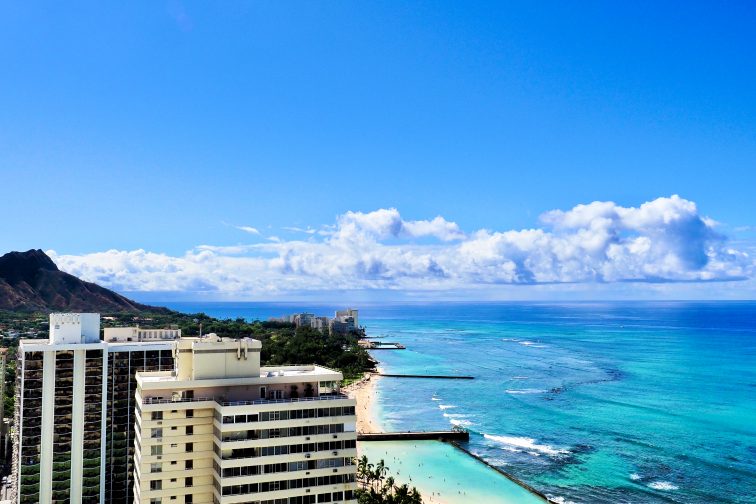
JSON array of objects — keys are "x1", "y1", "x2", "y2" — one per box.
[
  {"x1": 648, "y1": 481, "x2": 679, "y2": 491},
  {"x1": 483, "y1": 433, "x2": 569, "y2": 457}
]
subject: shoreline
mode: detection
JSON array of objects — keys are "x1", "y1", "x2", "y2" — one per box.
[
  {"x1": 348, "y1": 356, "x2": 550, "y2": 504},
  {"x1": 344, "y1": 368, "x2": 383, "y2": 433}
]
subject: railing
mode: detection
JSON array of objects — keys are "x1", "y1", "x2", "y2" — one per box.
[
  {"x1": 141, "y1": 393, "x2": 349, "y2": 407},
  {"x1": 142, "y1": 396, "x2": 213, "y2": 405}
]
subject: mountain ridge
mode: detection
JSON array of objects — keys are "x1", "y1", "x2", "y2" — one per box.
[{"x1": 0, "y1": 249, "x2": 170, "y2": 313}]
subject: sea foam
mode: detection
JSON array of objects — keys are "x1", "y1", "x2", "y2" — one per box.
[
  {"x1": 442, "y1": 412, "x2": 468, "y2": 418},
  {"x1": 505, "y1": 389, "x2": 546, "y2": 395},
  {"x1": 449, "y1": 418, "x2": 474, "y2": 427},
  {"x1": 548, "y1": 497, "x2": 578, "y2": 504},
  {"x1": 438, "y1": 404, "x2": 457, "y2": 410},
  {"x1": 648, "y1": 481, "x2": 679, "y2": 491},
  {"x1": 484, "y1": 434, "x2": 569, "y2": 457}
]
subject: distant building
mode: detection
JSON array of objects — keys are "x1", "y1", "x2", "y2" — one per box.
[
  {"x1": 292, "y1": 312, "x2": 315, "y2": 328},
  {"x1": 330, "y1": 308, "x2": 359, "y2": 335},
  {"x1": 312, "y1": 316, "x2": 330, "y2": 332},
  {"x1": 334, "y1": 309, "x2": 359, "y2": 330},
  {"x1": 271, "y1": 308, "x2": 361, "y2": 336}
]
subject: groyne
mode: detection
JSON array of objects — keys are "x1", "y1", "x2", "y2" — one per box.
[
  {"x1": 372, "y1": 373, "x2": 474, "y2": 380},
  {"x1": 369, "y1": 343, "x2": 406, "y2": 350},
  {"x1": 358, "y1": 431, "x2": 469, "y2": 442}
]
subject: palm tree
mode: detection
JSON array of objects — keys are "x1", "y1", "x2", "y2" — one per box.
[{"x1": 354, "y1": 455, "x2": 423, "y2": 504}]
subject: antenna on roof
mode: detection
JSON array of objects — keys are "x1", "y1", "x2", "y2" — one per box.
[{"x1": 199, "y1": 322, "x2": 203, "y2": 338}]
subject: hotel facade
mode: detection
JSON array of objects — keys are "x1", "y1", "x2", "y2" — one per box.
[{"x1": 133, "y1": 335, "x2": 358, "y2": 504}]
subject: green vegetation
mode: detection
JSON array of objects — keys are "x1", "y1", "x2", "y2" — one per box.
[{"x1": 356, "y1": 456, "x2": 423, "y2": 504}]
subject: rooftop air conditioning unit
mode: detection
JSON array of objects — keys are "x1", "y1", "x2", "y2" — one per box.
[{"x1": 305, "y1": 453, "x2": 311, "y2": 458}]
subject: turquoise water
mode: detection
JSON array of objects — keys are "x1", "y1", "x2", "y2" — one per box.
[
  {"x1": 360, "y1": 440, "x2": 546, "y2": 504},
  {"x1": 162, "y1": 301, "x2": 756, "y2": 503}
]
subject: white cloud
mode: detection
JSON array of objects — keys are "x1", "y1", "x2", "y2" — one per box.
[
  {"x1": 283, "y1": 226, "x2": 317, "y2": 235},
  {"x1": 49, "y1": 196, "x2": 755, "y2": 298},
  {"x1": 334, "y1": 208, "x2": 465, "y2": 242},
  {"x1": 236, "y1": 225, "x2": 261, "y2": 235}
]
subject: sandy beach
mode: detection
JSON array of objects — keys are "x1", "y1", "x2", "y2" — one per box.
[{"x1": 344, "y1": 369, "x2": 383, "y2": 433}]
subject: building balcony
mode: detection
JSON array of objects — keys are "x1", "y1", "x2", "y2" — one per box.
[{"x1": 140, "y1": 393, "x2": 351, "y2": 409}]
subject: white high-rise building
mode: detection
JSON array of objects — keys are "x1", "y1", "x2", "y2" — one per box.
[
  {"x1": 11, "y1": 315, "x2": 177, "y2": 504},
  {"x1": 13, "y1": 313, "x2": 107, "y2": 504},
  {"x1": 132, "y1": 334, "x2": 358, "y2": 504}
]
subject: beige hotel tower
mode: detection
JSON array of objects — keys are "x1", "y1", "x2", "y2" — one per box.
[{"x1": 133, "y1": 335, "x2": 358, "y2": 504}]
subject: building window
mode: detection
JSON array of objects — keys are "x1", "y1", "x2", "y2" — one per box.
[
  {"x1": 186, "y1": 442, "x2": 193, "y2": 452},
  {"x1": 185, "y1": 460, "x2": 193, "y2": 470},
  {"x1": 186, "y1": 425, "x2": 193, "y2": 435},
  {"x1": 152, "y1": 411, "x2": 163, "y2": 421},
  {"x1": 150, "y1": 499, "x2": 161, "y2": 504},
  {"x1": 150, "y1": 480, "x2": 162, "y2": 491},
  {"x1": 185, "y1": 495, "x2": 193, "y2": 504},
  {"x1": 151, "y1": 445, "x2": 162, "y2": 456},
  {"x1": 151, "y1": 428, "x2": 163, "y2": 439},
  {"x1": 185, "y1": 477, "x2": 193, "y2": 487},
  {"x1": 186, "y1": 409, "x2": 194, "y2": 418},
  {"x1": 151, "y1": 463, "x2": 162, "y2": 473}
]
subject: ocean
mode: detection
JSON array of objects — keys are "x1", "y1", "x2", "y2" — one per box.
[{"x1": 159, "y1": 301, "x2": 756, "y2": 504}]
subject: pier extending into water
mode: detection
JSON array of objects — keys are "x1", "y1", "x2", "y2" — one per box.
[
  {"x1": 358, "y1": 431, "x2": 470, "y2": 442},
  {"x1": 372, "y1": 373, "x2": 474, "y2": 379},
  {"x1": 370, "y1": 342, "x2": 406, "y2": 349}
]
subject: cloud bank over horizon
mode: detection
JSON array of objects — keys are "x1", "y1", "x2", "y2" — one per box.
[{"x1": 49, "y1": 196, "x2": 754, "y2": 299}]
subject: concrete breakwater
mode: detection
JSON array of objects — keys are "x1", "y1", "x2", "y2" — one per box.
[
  {"x1": 372, "y1": 373, "x2": 475, "y2": 379},
  {"x1": 358, "y1": 431, "x2": 470, "y2": 442}
]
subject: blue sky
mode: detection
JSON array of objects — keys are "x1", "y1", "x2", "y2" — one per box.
[{"x1": 1, "y1": 2, "x2": 755, "y2": 300}]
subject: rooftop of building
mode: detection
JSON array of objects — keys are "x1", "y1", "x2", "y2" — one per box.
[{"x1": 138, "y1": 363, "x2": 341, "y2": 384}]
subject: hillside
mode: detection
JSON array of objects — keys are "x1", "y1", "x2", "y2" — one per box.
[{"x1": 0, "y1": 249, "x2": 169, "y2": 312}]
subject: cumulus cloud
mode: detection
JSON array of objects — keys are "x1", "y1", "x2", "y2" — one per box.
[
  {"x1": 334, "y1": 208, "x2": 465, "y2": 242},
  {"x1": 49, "y1": 196, "x2": 754, "y2": 296}
]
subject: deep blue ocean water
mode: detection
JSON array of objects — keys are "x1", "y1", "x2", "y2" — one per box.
[{"x1": 160, "y1": 301, "x2": 756, "y2": 503}]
